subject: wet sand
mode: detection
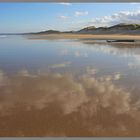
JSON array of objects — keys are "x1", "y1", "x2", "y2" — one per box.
[
  {"x1": 1, "y1": 36, "x2": 140, "y2": 136},
  {"x1": 0, "y1": 70, "x2": 140, "y2": 137},
  {"x1": 28, "y1": 33, "x2": 140, "y2": 41}
]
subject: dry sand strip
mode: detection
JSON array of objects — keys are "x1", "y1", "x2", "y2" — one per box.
[{"x1": 28, "y1": 33, "x2": 140, "y2": 41}]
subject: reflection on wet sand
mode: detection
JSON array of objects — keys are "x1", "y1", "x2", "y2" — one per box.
[
  {"x1": 79, "y1": 39, "x2": 140, "y2": 48},
  {"x1": 79, "y1": 40, "x2": 140, "y2": 60},
  {"x1": 0, "y1": 70, "x2": 140, "y2": 136}
]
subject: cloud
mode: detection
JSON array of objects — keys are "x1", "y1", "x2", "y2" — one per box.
[
  {"x1": 75, "y1": 11, "x2": 88, "y2": 17},
  {"x1": 130, "y1": 3, "x2": 139, "y2": 4},
  {"x1": 86, "y1": 67, "x2": 97, "y2": 75},
  {"x1": 48, "y1": 61, "x2": 71, "y2": 69},
  {"x1": 100, "y1": 73, "x2": 121, "y2": 82},
  {"x1": 17, "y1": 69, "x2": 30, "y2": 77},
  {"x1": 58, "y1": 15, "x2": 68, "y2": 20},
  {"x1": 74, "y1": 51, "x2": 88, "y2": 58},
  {"x1": 81, "y1": 42, "x2": 138, "y2": 59},
  {"x1": 114, "y1": 73, "x2": 121, "y2": 80},
  {"x1": 87, "y1": 9, "x2": 140, "y2": 27},
  {"x1": 62, "y1": 8, "x2": 140, "y2": 31},
  {"x1": 0, "y1": 70, "x2": 134, "y2": 116},
  {"x1": 128, "y1": 54, "x2": 140, "y2": 68},
  {"x1": 59, "y1": 3, "x2": 71, "y2": 6},
  {"x1": 60, "y1": 48, "x2": 69, "y2": 55}
]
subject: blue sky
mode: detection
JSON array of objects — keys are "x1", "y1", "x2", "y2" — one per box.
[{"x1": 0, "y1": 3, "x2": 139, "y2": 33}]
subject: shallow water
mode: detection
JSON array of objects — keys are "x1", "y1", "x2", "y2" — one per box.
[{"x1": 0, "y1": 35, "x2": 140, "y2": 136}]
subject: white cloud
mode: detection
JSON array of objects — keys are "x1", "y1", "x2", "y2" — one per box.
[
  {"x1": 58, "y1": 15, "x2": 68, "y2": 20},
  {"x1": 0, "y1": 70, "x2": 132, "y2": 116},
  {"x1": 87, "y1": 9, "x2": 140, "y2": 27},
  {"x1": 86, "y1": 67, "x2": 97, "y2": 75},
  {"x1": 130, "y1": 3, "x2": 139, "y2": 4},
  {"x1": 101, "y1": 73, "x2": 121, "y2": 82},
  {"x1": 128, "y1": 54, "x2": 140, "y2": 68},
  {"x1": 114, "y1": 73, "x2": 121, "y2": 80},
  {"x1": 61, "y1": 8, "x2": 140, "y2": 31},
  {"x1": 48, "y1": 61, "x2": 71, "y2": 69},
  {"x1": 74, "y1": 51, "x2": 88, "y2": 58},
  {"x1": 60, "y1": 48, "x2": 69, "y2": 55},
  {"x1": 75, "y1": 11, "x2": 88, "y2": 17},
  {"x1": 59, "y1": 3, "x2": 71, "y2": 6}
]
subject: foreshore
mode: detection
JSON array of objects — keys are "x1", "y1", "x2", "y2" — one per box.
[{"x1": 28, "y1": 33, "x2": 140, "y2": 41}]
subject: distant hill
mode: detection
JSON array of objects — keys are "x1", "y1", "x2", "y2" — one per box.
[
  {"x1": 30, "y1": 30, "x2": 76, "y2": 35},
  {"x1": 1, "y1": 23, "x2": 140, "y2": 35},
  {"x1": 31, "y1": 30, "x2": 61, "y2": 34},
  {"x1": 77, "y1": 23, "x2": 140, "y2": 34}
]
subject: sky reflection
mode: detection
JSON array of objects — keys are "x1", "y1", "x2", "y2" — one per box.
[
  {"x1": 0, "y1": 36, "x2": 140, "y2": 136},
  {"x1": 0, "y1": 70, "x2": 140, "y2": 136}
]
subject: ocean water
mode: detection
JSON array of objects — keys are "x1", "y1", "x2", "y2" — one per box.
[{"x1": 0, "y1": 35, "x2": 140, "y2": 136}]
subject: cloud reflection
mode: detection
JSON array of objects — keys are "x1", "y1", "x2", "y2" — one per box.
[
  {"x1": 0, "y1": 70, "x2": 140, "y2": 136},
  {"x1": 48, "y1": 61, "x2": 71, "y2": 69}
]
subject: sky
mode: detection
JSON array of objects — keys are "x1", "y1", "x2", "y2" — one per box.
[{"x1": 0, "y1": 3, "x2": 140, "y2": 33}]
